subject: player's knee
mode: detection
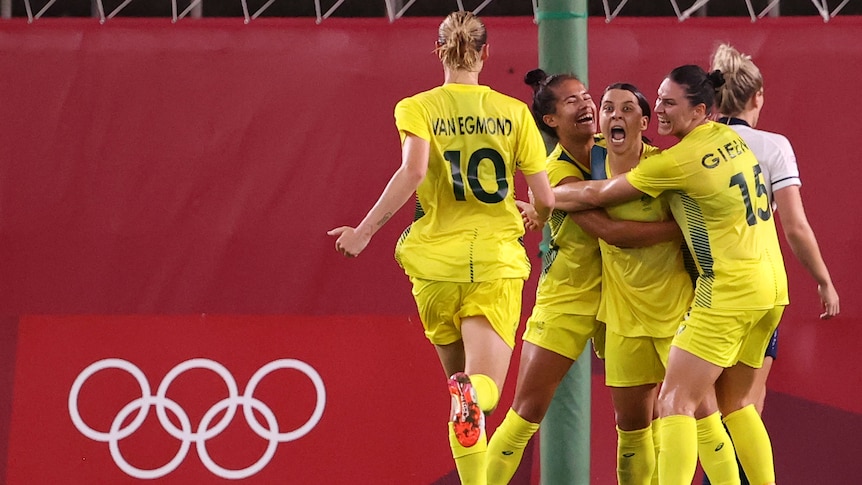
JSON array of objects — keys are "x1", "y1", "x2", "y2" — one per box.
[{"x1": 657, "y1": 389, "x2": 699, "y2": 417}]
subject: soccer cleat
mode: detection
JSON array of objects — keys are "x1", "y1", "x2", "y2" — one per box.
[{"x1": 448, "y1": 372, "x2": 484, "y2": 448}]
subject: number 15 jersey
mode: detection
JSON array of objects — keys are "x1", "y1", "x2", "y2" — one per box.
[
  {"x1": 626, "y1": 121, "x2": 787, "y2": 311},
  {"x1": 393, "y1": 83, "x2": 548, "y2": 283}
]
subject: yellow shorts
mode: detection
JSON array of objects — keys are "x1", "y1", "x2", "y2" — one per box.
[
  {"x1": 604, "y1": 328, "x2": 672, "y2": 387},
  {"x1": 522, "y1": 308, "x2": 602, "y2": 361},
  {"x1": 409, "y1": 277, "x2": 524, "y2": 349},
  {"x1": 672, "y1": 306, "x2": 782, "y2": 368},
  {"x1": 592, "y1": 321, "x2": 607, "y2": 360},
  {"x1": 741, "y1": 305, "x2": 785, "y2": 367}
]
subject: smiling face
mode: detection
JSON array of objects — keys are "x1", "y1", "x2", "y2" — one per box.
[
  {"x1": 654, "y1": 77, "x2": 705, "y2": 139},
  {"x1": 542, "y1": 78, "x2": 596, "y2": 140},
  {"x1": 600, "y1": 88, "x2": 649, "y2": 156}
]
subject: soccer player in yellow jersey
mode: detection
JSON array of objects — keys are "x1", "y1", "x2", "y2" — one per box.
[
  {"x1": 328, "y1": 11, "x2": 554, "y2": 485},
  {"x1": 593, "y1": 83, "x2": 738, "y2": 485},
  {"x1": 543, "y1": 65, "x2": 787, "y2": 485},
  {"x1": 486, "y1": 73, "x2": 680, "y2": 485}
]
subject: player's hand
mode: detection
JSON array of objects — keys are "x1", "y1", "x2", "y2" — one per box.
[
  {"x1": 327, "y1": 226, "x2": 370, "y2": 258},
  {"x1": 818, "y1": 283, "x2": 840, "y2": 319},
  {"x1": 516, "y1": 199, "x2": 545, "y2": 231}
]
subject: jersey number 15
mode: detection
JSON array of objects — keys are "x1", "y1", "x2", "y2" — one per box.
[{"x1": 730, "y1": 163, "x2": 771, "y2": 226}]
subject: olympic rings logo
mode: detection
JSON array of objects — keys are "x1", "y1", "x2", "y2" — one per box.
[{"x1": 68, "y1": 358, "x2": 326, "y2": 480}]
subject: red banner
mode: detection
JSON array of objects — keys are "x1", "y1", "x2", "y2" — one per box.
[{"x1": 7, "y1": 315, "x2": 455, "y2": 484}]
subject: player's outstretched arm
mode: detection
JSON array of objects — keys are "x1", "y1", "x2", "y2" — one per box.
[
  {"x1": 554, "y1": 173, "x2": 643, "y2": 213},
  {"x1": 328, "y1": 134, "x2": 429, "y2": 258}
]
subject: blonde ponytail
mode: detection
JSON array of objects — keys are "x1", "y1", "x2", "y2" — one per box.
[
  {"x1": 436, "y1": 11, "x2": 487, "y2": 71},
  {"x1": 711, "y1": 43, "x2": 763, "y2": 116}
]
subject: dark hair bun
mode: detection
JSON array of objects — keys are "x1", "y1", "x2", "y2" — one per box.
[
  {"x1": 707, "y1": 69, "x2": 726, "y2": 89},
  {"x1": 524, "y1": 68, "x2": 548, "y2": 92}
]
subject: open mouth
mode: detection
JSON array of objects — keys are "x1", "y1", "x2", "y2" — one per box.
[
  {"x1": 577, "y1": 113, "x2": 594, "y2": 125},
  {"x1": 610, "y1": 126, "x2": 626, "y2": 143}
]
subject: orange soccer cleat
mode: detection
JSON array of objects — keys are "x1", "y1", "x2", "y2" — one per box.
[{"x1": 448, "y1": 372, "x2": 484, "y2": 447}]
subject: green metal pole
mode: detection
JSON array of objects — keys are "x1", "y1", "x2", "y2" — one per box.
[{"x1": 536, "y1": 1, "x2": 592, "y2": 484}]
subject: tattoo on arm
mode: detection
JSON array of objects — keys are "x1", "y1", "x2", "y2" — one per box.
[{"x1": 376, "y1": 212, "x2": 393, "y2": 227}]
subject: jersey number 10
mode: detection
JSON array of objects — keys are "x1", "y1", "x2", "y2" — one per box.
[{"x1": 444, "y1": 148, "x2": 508, "y2": 204}]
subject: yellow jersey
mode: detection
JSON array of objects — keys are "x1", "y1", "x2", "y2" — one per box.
[
  {"x1": 533, "y1": 142, "x2": 603, "y2": 315},
  {"x1": 393, "y1": 83, "x2": 548, "y2": 282},
  {"x1": 597, "y1": 143, "x2": 693, "y2": 337},
  {"x1": 626, "y1": 122, "x2": 786, "y2": 310}
]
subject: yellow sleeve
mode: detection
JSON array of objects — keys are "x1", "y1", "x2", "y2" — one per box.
[
  {"x1": 547, "y1": 159, "x2": 586, "y2": 187},
  {"x1": 514, "y1": 105, "x2": 549, "y2": 175},
  {"x1": 626, "y1": 150, "x2": 687, "y2": 197},
  {"x1": 394, "y1": 96, "x2": 430, "y2": 142}
]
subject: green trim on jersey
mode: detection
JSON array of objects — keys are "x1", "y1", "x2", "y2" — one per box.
[{"x1": 677, "y1": 191, "x2": 715, "y2": 308}]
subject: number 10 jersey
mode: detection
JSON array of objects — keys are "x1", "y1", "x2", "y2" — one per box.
[{"x1": 393, "y1": 83, "x2": 548, "y2": 282}]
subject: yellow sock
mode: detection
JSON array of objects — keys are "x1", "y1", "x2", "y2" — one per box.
[
  {"x1": 723, "y1": 405, "x2": 775, "y2": 485},
  {"x1": 486, "y1": 409, "x2": 539, "y2": 485},
  {"x1": 617, "y1": 425, "x2": 655, "y2": 485},
  {"x1": 650, "y1": 420, "x2": 661, "y2": 485},
  {"x1": 697, "y1": 412, "x2": 740, "y2": 485},
  {"x1": 469, "y1": 374, "x2": 500, "y2": 413},
  {"x1": 657, "y1": 415, "x2": 698, "y2": 485},
  {"x1": 450, "y1": 424, "x2": 488, "y2": 485}
]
